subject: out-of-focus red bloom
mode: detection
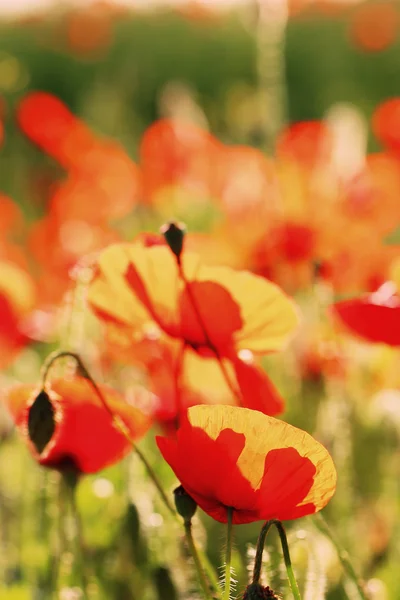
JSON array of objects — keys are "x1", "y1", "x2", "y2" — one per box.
[
  {"x1": 276, "y1": 121, "x2": 334, "y2": 169},
  {"x1": 18, "y1": 92, "x2": 97, "y2": 170},
  {"x1": 157, "y1": 405, "x2": 337, "y2": 524},
  {"x1": 140, "y1": 119, "x2": 222, "y2": 205},
  {"x1": 373, "y1": 98, "x2": 400, "y2": 154},
  {"x1": 18, "y1": 93, "x2": 140, "y2": 221},
  {"x1": 5, "y1": 376, "x2": 151, "y2": 474},
  {"x1": 349, "y1": 2, "x2": 399, "y2": 53},
  {"x1": 0, "y1": 260, "x2": 36, "y2": 368},
  {"x1": 106, "y1": 333, "x2": 285, "y2": 426},
  {"x1": 332, "y1": 282, "x2": 400, "y2": 346},
  {"x1": 66, "y1": 5, "x2": 113, "y2": 55}
]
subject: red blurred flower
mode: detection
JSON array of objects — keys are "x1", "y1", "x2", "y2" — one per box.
[
  {"x1": 140, "y1": 119, "x2": 222, "y2": 205},
  {"x1": 88, "y1": 233, "x2": 299, "y2": 420},
  {"x1": 157, "y1": 405, "x2": 337, "y2": 524},
  {"x1": 332, "y1": 282, "x2": 400, "y2": 346},
  {"x1": 5, "y1": 376, "x2": 151, "y2": 474}
]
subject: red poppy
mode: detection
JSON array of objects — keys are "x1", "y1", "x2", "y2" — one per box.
[
  {"x1": 332, "y1": 282, "x2": 400, "y2": 346},
  {"x1": 88, "y1": 239, "x2": 299, "y2": 359},
  {"x1": 5, "y1": 376, "x2": 151, "y2": 474},
  {"x1": 157, "y1": 405, "x2": 337, "y2": 524},
  {"x1": 88, "y1": 235, "x2": 298, "y2": 418},
  {"x1": 104, "y1": 332, "x2": 285, "y2": 426},
  {"x1": 139, "y1": 118, "x2": 222, "y2": 204}
]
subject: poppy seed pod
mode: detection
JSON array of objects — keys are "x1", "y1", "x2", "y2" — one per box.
[
  {"x1": 173, "y1": 485, "x2": 197, "y2": 522},
  {"x1": 160, "y1": 221, "x2": 186, "y2": 262},
  {"x1": 27, "y1": 389, "x2": 55, "y2": 454}
]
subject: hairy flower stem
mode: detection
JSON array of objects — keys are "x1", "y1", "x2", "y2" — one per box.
[
  {"x1": 313, "y1": 513, "x2": 367, "y2": 600},
  {"x1": 223, "y1": 507, "x2": 234, "y2": 600},
  {"x1": 184, "y1": 520, "x2": 213, "y2": 600},
  {"x1": 253, "y1": 520, "x2": 301, "y2": 600},
  {"x1": 41, "y1": 351, "x2": 175, "y2": 517}
]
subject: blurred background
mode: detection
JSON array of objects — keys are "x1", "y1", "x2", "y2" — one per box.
[{"x1": 1, "y1": 1, "x2": 400, "y2": 599}]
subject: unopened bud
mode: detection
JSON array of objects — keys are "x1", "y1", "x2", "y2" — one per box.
[
  {"x1": 160, "y1": 221, "x2": 186, "y2": 262},
  {"x1": 27, "y1": 389, "x2": 55, "y2": 454},
  {"x1": 173, "y1": 485, "x2": 197, "y2": 522},
  {"x1": 242, "y1": 583, "x2": 279, "y2": 599}
]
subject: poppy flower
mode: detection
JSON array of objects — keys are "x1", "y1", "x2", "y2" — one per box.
[
  {"x1": 332, "y1": 281, "x2": 400, "y2": 346},
  {"x1": 87, "y1": 235, "x2": 298, "y2": 418},
  {"x1": 139, "y1": 119, "x2": 222, "y2": 205},
  {"x1": 104, "y1": 331, "x2": 285, "y2": 427},
  {"x1": 88, "y1": 238, "x2": 299, "y2": 359},
  {"x1": 5, "y1": 376, "x2": 151, "y2": 474},
  {"x1": 156, "y1": 405, "x2": 337, "y2": 524}
]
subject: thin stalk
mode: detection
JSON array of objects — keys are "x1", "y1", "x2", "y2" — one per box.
[
  {"x1": 65, "y1": 476, "x2": 90, "y2": 599},
  {"x1": 252, "y1": 520, "x2": 274, "y2": 584},
  {"x1": 252, "y1": 520, "x2": 301, "y2": 600},
  {"x1": 223, "y1": 507, "x2": 234, "y2": 600},
  {"x1": 198, "y1": 547, "x2": 220, "y2": 596},
  {"x1": 41, "y1": 351, "x2": 175, "y2": 517},
  {"x1": 274, "y1": 521, "x2": 301, "y2": 600},
  {"x1": 184, "y1": 521, "x2": 213, "y2": 600},
  {"x1": 313, "y1": 513, "x2": 367, "y2": 600}
]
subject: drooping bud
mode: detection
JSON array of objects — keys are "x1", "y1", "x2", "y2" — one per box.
[
  {"x1": 242, "y1": 583, "x2": 279, "y2": 599},
  {"x1": 173, "y1": 485, "x2": 197, "y2": 523},
  {"x1": 160, "y1": 221, "x2": 186, "y2": 263},
  {"x1": 27, "y1": 389, "x2": 55, "y2": 454}
]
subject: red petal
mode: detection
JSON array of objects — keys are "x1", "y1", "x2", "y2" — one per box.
[
  {"x1": 232, "y1": 356, "x2": 284, "y2": 416},
  {"x1": 333, "y1": 290, "x2": 400, "y2": 346}
]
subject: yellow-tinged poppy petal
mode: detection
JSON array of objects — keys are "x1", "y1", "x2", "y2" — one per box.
[
  {"x1": 190, "y1": 263, "x2": 300, "y2": 353},
  {"x1": 89, "y1": 240, "x2": 299, "y2": 356},
  {"x1": 186, "y1": 405, "x2": 337, "y2": 512},
  {"x1": 88, "y1": 243, "x2": 201, "y2": 330}
]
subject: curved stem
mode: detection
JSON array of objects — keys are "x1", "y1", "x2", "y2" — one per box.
[
  {"x1": 184, "y1": 521, "x2": 213, "y2": 600},
  {"x1": 41, "y1": 351, "x2": 176, "y2": 517},
  {"x1": 274, "y1": 521, "x2": 301, "y2": 600},
  {"x1": 252, "y1": 520, "x2": 274, "y2": 584},
  {"x1": 223, "y1": 507, "x2": 234, "y2": 600},
  {"x1": 313, "y1": 513, "x2": 367, "y2": 600},
  {"x1": 252, "y1": 520, "x2": 301, "y2": 600}
]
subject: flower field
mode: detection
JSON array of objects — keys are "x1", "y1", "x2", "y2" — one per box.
[{"x1": 0, "y1": 2, "x2": 399, "y2": 599}]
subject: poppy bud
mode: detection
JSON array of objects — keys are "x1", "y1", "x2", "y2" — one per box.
[
  {"x1": 173, "y1": 485, "x2": 197, "y2": 522},
  {"x1": 242, "y1": 583, "x2": 279, "y2": 599},
  {"x1": 27, "y1": 389, "x2": 55, "y2": 454},
  {"x1": 160, "y1": 221, "x2": 186, "y2": 262}
]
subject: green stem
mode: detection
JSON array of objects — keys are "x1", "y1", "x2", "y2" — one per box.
[
  {"x1": 252, "y1": 520, "x2": 301, "y2": 600},
  {"x1": 223, "y1": 507, "x2": 234, "y2": 600},
  {"x1": 274, "y1": 521, "x2": 301, "y2": 600},
  {"x1": 41, "y1": 351, "x2": 176, "y2": 517},
  {"x1": 313, "y1": 513, "x2": 367, "y2": 600},
  {"x1": 65, "y1": 475, "x2": 90, "y2": 599},
  {"x1": 198, "y1": 547, "x2": 220, "y2": 596},
  {"x1": 184, "y1": 521, "x2": 213, "y2": 600}
]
